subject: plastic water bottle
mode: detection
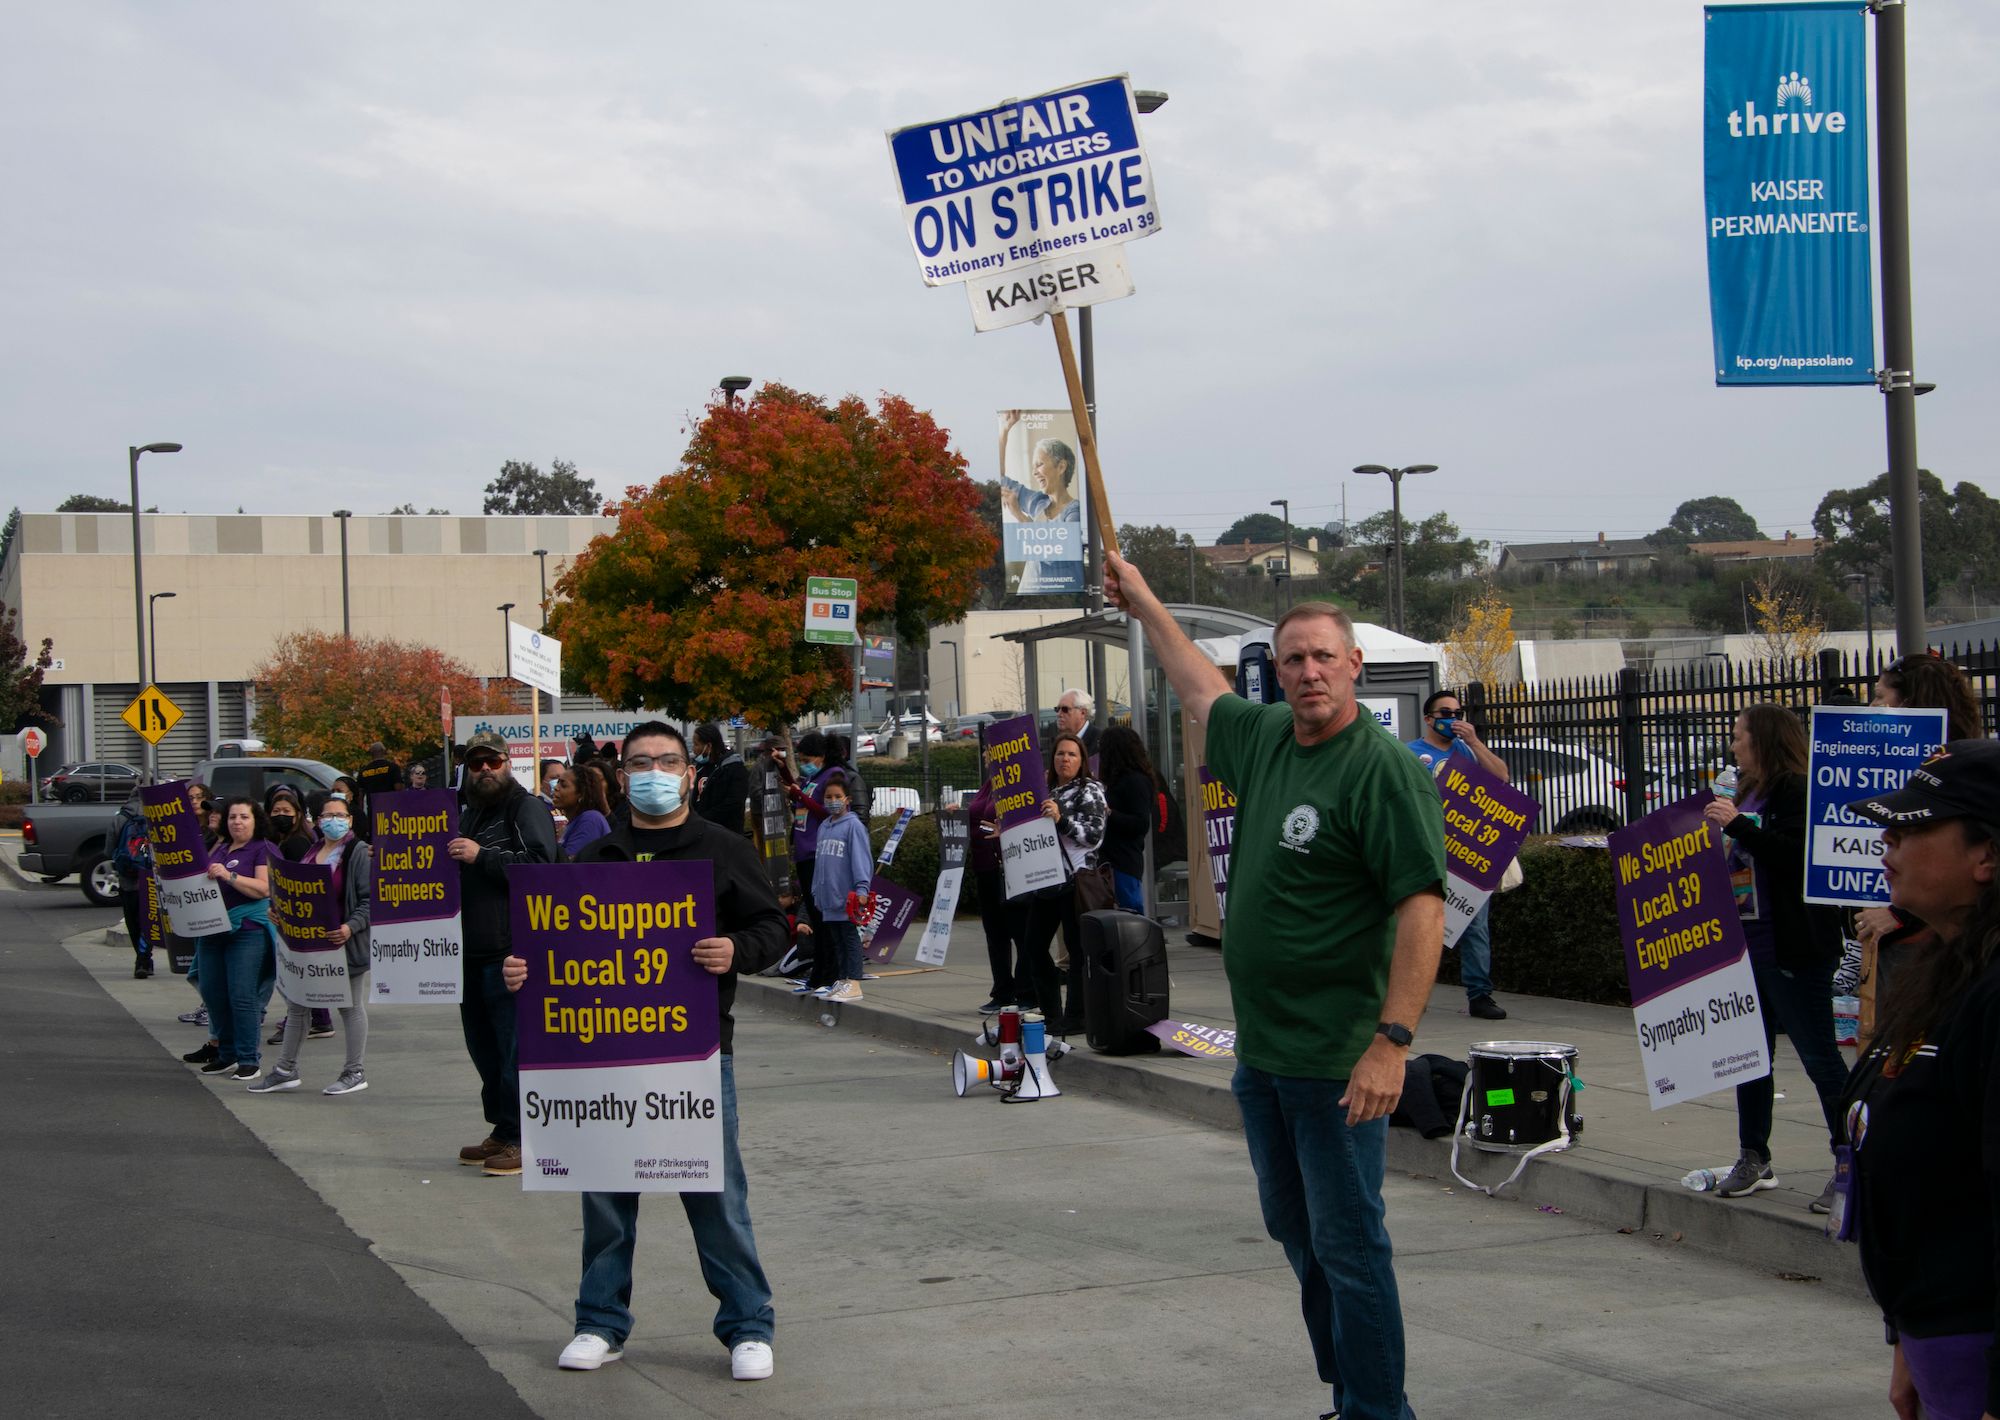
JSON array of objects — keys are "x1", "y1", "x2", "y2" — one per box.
[
  {"x1": 1713, "y1": 766, "x2": 1739, "y2": 802},
  {"x1": 1681, "y1": 1168, "x2": 1720, "y2": 1192}
]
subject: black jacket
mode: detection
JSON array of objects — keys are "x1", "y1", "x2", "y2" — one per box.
[
  {"x1": 1722, "y1": 772, "x2": 1843, "y2": 971},
  {"x1": 695, "y1": 753, "x2": 750, "y2": 833},
  {"x1": 574, "y1": 814, "x2": 789, "y2": 1055},
  {"x1": 456, "y1": 783, "x2": 557, "y2": 962},
  {"x1": 1101, "y1": 770, "x2": 1154, "y2": 879}
]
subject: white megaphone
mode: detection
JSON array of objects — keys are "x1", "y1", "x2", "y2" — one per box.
[
  {"x1": 952, "y1": 1049, "x2": 1021, "y2": 1097},
  {"x1": 1003, "y1": 1013, "x2": 1061, "y2": 1102}
]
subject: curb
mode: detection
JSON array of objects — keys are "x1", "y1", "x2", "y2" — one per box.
[{"x1": 736, "y1": 973, "x2": 1865, "y2": 1294}]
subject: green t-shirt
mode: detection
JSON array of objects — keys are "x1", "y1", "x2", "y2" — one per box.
[{"x1": 1206, "y1": 693, "x2": 1446, "y2": 1079}]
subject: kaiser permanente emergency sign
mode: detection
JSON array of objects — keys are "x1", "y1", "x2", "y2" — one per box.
[{"x1": 888, "y1": 76, "x2": 1162, "y2": 287}]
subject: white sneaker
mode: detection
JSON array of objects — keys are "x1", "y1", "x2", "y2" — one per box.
[
  {"x1": 730, "y1": 1339, "x2": 774, "y2": 1381},
  {"x1": 825, "y1": 979, "x2": 863, "y2": 1003},
  {"x1": 558, "y1": 1333, "x2": 622, "y2": 1370}
]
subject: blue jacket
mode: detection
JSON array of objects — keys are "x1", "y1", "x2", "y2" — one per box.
[{"x1": 810, "y1": 809, "x2": 874, "y2": 921}]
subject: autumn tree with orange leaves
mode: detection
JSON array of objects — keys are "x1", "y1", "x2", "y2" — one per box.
[
  {"x1": 549, "y1": 385, "x2": 996, "y2": 729},
  {"x1": 252, "y1": 631, "x2": 507, "y2": 770}
]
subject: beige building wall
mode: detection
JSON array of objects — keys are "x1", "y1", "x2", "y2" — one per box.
[{"x1": 8, "y1": 512, "x2": 614, "y2": 683}]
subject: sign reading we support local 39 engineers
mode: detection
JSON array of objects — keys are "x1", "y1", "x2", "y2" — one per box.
[
  {"x1": 1703, "y1": 2, "x2": 1874, "y2": 385},
  {"x1": 888, "y1": 75, "x2": 1162, "y2": 292},
  {"x1": 1805, "y1": 706, "x2": 1948, "y2": 906}
]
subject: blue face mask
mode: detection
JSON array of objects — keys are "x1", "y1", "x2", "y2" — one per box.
[
  {"x1": 825, "y1": 797, "x2": 847, "y2": 817},
  {"x1": 694, "y1": 753, "x2": 710, "y2": 767},
  {"x1": 627, "y1": 770, "x2": 684, "y2": 817},
  {"x1": 320, "y1": 817, "x2": 351, "y2": 842},
  {"x1": 1433, "y1": 715, "x2": 1457, "y2": 738},
  {"x1": 799, "y1": 760, "x2": 822, "y2": 780}
]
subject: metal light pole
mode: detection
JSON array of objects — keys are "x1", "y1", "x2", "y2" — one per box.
[
  {"x1": 533, "y1": 548, "x2": 550, "y2": 629},
  {"x1": 938, "y1": 640, "x2": 962, "y2": 720},
  {"x1": 498, "y1": 603, "x2": 516, "y2": 682},
  {"x1": 1270, "y1": 498, "x2": 1292, "y2": 610},
  {"x1": 147, "y1": 592, "x2": 176, "y2": 684},
  {"x1": 720, "y1": 375, "x2": 751, "y2": 407},
  {"x1": 1871, "y1": 0, "x2": 1924, "y2": 658},
  {"x1": 1184, "y1": 533, "x2": 1198, "y2": 601},
  {"x1": 332, "y1": 509, "x2": 353, "y2": 637},
  {"x1": 129, "y1": 441, "x2": 182, "y2": 785},
  {"x1": 1353, "y1": 463, "x2": 1436, "y2": 635}
]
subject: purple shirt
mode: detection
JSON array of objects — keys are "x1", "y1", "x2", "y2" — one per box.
[{"x1": 214, "y1": 838, "x2": 279, "y2": 912}]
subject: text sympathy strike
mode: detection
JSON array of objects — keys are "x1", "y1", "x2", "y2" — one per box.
[
  {"x1": 1639, "y1": 990, "x2": 1758, "y2": 1051},
  {"x1": 525, "y1": 1089, "x2": 717, "y2": 1129}
]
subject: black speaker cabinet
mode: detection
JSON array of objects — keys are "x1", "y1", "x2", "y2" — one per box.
[{"x1": 1079, "y1": 910, "x2": 1168, "y2": 1054}]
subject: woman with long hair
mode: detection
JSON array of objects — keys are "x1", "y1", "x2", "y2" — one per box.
[
  {"x1": 691, "y1": 722, "x2": 749, "y2": 832},
  {"x1": 552, "y1": 763, "x2": 611, "y2": 860},
  {"x1": 249, "y1": 793, "x2": 374, "y2": 1096},
  {"x1": 1097, "y1": 724, "x2": 1161, "y2": 915},
  {"x1": 1700, "y1": 703, "x2": 1849, "y2": 1209},
  {"x1": 582, "y1": 759, "x2": 628, "y2": 832},
  {"x1": 191, "y1": 797, "x2": 278, "y2": 1082},
  {"x1": 1841, "y1": 740, "x2": 2000, "y2": 1420},
  {"x1": 1875, "y1": 651, "x2": 1983, "y2": 740},
  {"x1": 1016, "y1": 731, "x2": 1106, "y2": 1034}
]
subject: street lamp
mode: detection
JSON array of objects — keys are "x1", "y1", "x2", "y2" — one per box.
[
  {"x1": 332, "y1": 509, "x2": 353, "y2": 637},
  {"x1": 1847, "y1": 570, "x2": 1877, "y2": 669},
  {"x1": 1352, "y1": 463, "x2": 1437, "y2": 634},
  {"x1": 938, "y1": 640, "x2": 962, "y2": 721},
  {"x1": 1183, "y1": 533, "x2": 1198, "y2": 601},
  {"x1": 720, "y1": 375, "x2": 751, "y2": 407},
  {"x1": 1270, "y1": 498, "x2": 1292, "y2": 610},
  {"x1": 147, "y1": 592, "x2": 176, "y2": 685},
  {"x1": 533, "y1": 548, "x2": 550, "y2": 629},
  {"x1": 498, "y1": 603, "x2": 516, "y2": 682},
  {"x1": 129, "y1": 440, "x2": 181, "y2": 785}
]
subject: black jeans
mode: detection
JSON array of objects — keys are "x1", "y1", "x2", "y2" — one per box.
[
  {"x1": 974, "y1": 867, "x2": 1026, "y2": 1002},
  {"x1": 1020, "y1": 885, "x2": 1080, "y2": 1030},
  {"x1": 1736, "y1": 954, "x2": 1847, "y2": 1158},
  {"x1": 120, "y1": 887, "x2": 152, "y2": 963},
  {"x1": 458, "y1": 959, "x2": 520, "y2": 1145}
]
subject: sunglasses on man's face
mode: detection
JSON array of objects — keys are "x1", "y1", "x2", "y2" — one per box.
[{"x1": 466, "y1": 753, "x2": 506, "y2": 771}]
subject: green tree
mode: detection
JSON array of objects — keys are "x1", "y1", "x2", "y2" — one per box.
[
  {"x1": 1647, "y1": 496, "x2": 1764, "y2": 549},
  {"x1": 1812, "y1": 470, "x2": 1962, "y2": 602},
  {"x1": 482, "y1": 458, "x2": 600, "y2": 516},
  {"x1": 1119, "y1": 524, "x2": 1222, "y2": 604},
  {"x1": 0, "y1": 507, "x2": 19, "y2": 570},
  {"x1": 56, "y1": 494, "x2": 155, "y2": 512},
  {"x1": 1215, "y1": 511, "x2": 1288, "y2": 547},
  {"x1": 1689, "y1": 564, "x2": 1860, "y2": 637},
  {"x1": 385, "y1": 502, "x2": 451, "y2": 515},
  {"x1": 0, "y1": 600, "x2": 56, "y2": 731},
  {"x1": 548, "y1": 386, "x2": 996, "y2": 729}
]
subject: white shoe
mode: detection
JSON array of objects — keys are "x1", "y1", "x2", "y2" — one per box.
[
  {"x1": 559, "y1": 1333, "x2": 623, "y2": 1370},
  {"x1": 730, "y1": 1339, "x2": 773, "y2": 1381},
  {"x1": 825, "y1": 979, "x2": 863, "y2": 1003}
]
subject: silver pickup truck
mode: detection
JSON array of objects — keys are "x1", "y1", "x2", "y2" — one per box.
[{"x1": 20, "y1": 756, "x2": 345, "y2": 905}]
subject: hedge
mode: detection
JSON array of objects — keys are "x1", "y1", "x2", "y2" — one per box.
[{"x1": 1439, "y1": 837, "x2": 1629, "y2": 1006}]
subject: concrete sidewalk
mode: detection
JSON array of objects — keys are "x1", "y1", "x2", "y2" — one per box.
[{"x1": 751, "y1": 917, "x2": 1863, "y2": 1293}]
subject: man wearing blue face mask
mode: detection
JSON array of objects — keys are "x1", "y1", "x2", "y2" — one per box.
[
  {"x1": 1405, "y1": 690, "x2": 1511, "y2": 1021},
  {"x1": 503, "y1": 720, "x2": 789, "y2": 1383}
]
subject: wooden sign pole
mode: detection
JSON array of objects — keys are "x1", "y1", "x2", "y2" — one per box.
[{"x1": 1049, "y1": 308, "x2": 1120, "y2": 562}]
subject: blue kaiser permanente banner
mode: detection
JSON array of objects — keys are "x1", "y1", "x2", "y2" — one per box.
[{"x1": 1703, "y1": 3, "x2": 1874, "y2": 386}]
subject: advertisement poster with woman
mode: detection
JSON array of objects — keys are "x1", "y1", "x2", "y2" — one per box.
[{"x1": 997, "y1": 408, "x2": 1086, "y2": 596}]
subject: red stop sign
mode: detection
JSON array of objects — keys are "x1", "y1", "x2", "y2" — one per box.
[{"x1": 19, "y1": 727, "x2": 45, "y2": 759}]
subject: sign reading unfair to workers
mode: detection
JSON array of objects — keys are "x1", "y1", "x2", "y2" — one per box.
[
  {"x1": 983, "y1": 713, "x2": 1064, "y2": 899},
  {"x1": 272, "y1": 859, "x2": 352, "y2": 1009},
  {"x1": 1436, "y1": 760, "x2": 1538, "y2": 948},
  {"x1": 511, "y1": 863, "x2": 723, "y2": 1193},
  {"x1": 887, "y1": 75, "x2": 1161, "y2": 325},
  {"x1": 369, "y1": 789, "x2": 464, "y2": 1003},
  {"x1": 1703, "y1": 2, "x2": 1873, "y2": 385},
  {"x1": 1611, "y1": 795, "x2": 1768, "y2": 1110},
  {"x1": 140, "y1": 782, "x2": 229, "y2": 937},
  {"x1": 1804, "y1": 705, "x2": 1949, "y2": 906}
]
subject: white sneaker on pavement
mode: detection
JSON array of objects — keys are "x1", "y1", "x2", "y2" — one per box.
[
  {"x1": 731, "y1": 1339, "x2": 774, "y2": 1381},
  {"x1": 559, "y1": 1333, "x2": 622, "y2": 1370}
]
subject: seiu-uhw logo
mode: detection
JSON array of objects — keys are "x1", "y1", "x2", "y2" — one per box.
[
  {"x1": 537, "y1": 1158, "x2": 569, "y2": 1177},
  {"x1": 1727, "y1": 72, "x2": 1847, "y2": 138}
]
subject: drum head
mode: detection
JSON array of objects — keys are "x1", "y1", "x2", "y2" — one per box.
[{"x1": 1469, "y1": 1040, "x2": 1576, "y2": 1062}]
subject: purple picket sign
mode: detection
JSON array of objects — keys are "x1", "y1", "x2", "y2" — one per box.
[
  {"x1": 1609, "y1": 793, "x2": 1748, "y2": 1007},
  {"x1": 511, "y1": 862, "x2": 720, "y2": 1070},
  {"x1": 1145, "y1": 1019, "x2": 1237, "y2": 1059},
  {"x1": 272, "y1": 858, "x2": 345, "y2": 945},
  {"x1": 982, "y1": 712, "x2": 1048, "y2": 831},
  {"x1": 371, "y1": 789, "x2": 462, "y2": 923},
  {"x1": 1435, "y1": 758, "x2": 1539, "y2": 893},
  {"x1": 1198, "y1": 765, "x2": 1236, "y2": 922},
  {"x1": 139, "y1": 782, "x2": 212, "y2": 883},
  {"x1": 862, "y1": 879, "x2": 924, "y2": 964}
]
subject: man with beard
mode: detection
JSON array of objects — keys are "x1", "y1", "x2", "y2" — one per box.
[{"x1": 447, "y1": 729, "x2": 557, "y2": 1177}]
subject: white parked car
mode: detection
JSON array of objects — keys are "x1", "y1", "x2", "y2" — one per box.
[
  {"x1": 1485, "y1": 738, "x2": 1659, "y2": 834},
  {"x1": 878, "y1": 711, "x2": 944, "y2": 745},
  {"x1": 818, "y1": 723, "x2": 878, "y2": 757}
]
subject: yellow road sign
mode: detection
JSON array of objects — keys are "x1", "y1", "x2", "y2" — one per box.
[{"x1": 122, "y1": 685, "x2": 184, "y2": 745}]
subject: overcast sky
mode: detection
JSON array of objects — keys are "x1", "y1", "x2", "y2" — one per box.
[{"x1": 4, "y1": 2, "x2": 1994, "y2": 552}]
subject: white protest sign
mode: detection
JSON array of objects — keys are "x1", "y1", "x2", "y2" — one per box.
[
  {"x1": 1360, "y1": 697, "x2": 1402, "y2": 740},
  {"x1": 507, "y1": 622, "x2": 562, "y2": 699},
  {"x1": 967, "y1": 246, "x2": 1135, "y2": 332},
  {"x1": 1630, "y1": 951, "x2": 1770, "y2": 1109},
  {"x1": 1804, "y1": 705, "x2": 1948, "y2": 906},
  {"x1": 887, "y1": 75, "x2": 1162, "y2": 288},
  {"x1": 915, "y1": 809, "x2": 970, "y2": 966}
]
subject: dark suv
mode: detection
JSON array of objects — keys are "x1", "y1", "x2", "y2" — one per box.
[
  {"x1": 44, "y1": 761, "x2": 142, "y2": 803},
  {"x1": 193, "y1": 756, "x2": 347, "y2": 803}
]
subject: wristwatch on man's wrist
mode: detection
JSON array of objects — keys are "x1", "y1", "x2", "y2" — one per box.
[{"x1": 1375, "y1": 1022, "x2": 1414, "y2": 1048}]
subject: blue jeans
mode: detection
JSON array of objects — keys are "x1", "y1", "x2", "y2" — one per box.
[
  {"x1": 458, "y1": 960, "x2": 520, "y2": 1145},
  {"x1": 195, "y1": 920, "x2": 275, "y2": 1067},
  {"x1": 820, "y1": 920, "x2": 862, "y2": 982},
  {"x1": 1233, "y1": 1063, "x2": 1415, "y2": 1420},
  {"x1": 575, "y1": 1057, "x2": 774, "y2": 1349},
  {"x1": 1737, "y1": 954, "x2": 1847, "y2": 1158},
  {"x1": 1458, "y1": 899, "x2": 1493, "y2": 1000},
  {"x1": 1112, "y1": 869, "x2": 1145, "y2": 914}
]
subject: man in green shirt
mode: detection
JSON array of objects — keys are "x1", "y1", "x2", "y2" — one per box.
[{"x1": 1106, "y1": 550, "x2": 1444, "y2": 1420}]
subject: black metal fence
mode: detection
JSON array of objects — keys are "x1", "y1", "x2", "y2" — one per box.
[{"x1": 1462, "y1": 643, "x2": 2000, "y2": 834}]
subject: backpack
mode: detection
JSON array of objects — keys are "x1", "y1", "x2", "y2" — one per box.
[
  {"x1": 1153, "y1": 786, "x2": 1187, "y2": 866},
  {"x1": 112, "y1": 815, "x2": 150, "y2": 875}
]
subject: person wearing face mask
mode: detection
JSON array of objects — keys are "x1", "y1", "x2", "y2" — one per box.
[
  {"x1": 264, "y1": 787, "x2": 335, "y2": 1043},
  {"x1": 444, "y1": 730, "x2": 557, "y2": 1177},
  {"x1": 248, "y1": 795, "x2": 375, "y2": 1096},
  {"x1": 808, "y1": 778, "x2": 874, "y2": 1003},
  {"x1": 1405, "y1": 689, "x2": 1512, "y2": 1022},
  {"x1": 692, "y1": 722, "x2": 750, "y2": 834},
  {"x1": 501, "y1": 721, "x2": 789, "y2": 1382},
  {"x1": 785, "y1": 730, "x2": 845, "y2": 935}
]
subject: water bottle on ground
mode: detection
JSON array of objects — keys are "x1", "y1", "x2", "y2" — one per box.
[
  {"x1": 1712, "y1": 766, "x2": 1739, "y2": 802},
  {"x1": 1681, "y1": 1168, "x2": 1720, "y2": 1192}
]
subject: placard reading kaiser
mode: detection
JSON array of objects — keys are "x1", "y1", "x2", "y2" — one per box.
[
  {"x1": 512, "y1": 863, "x2": 723, "y2": 1193},
  {"x1": 369, "y1": 789, "x2": 464, "y2": 1003}
]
